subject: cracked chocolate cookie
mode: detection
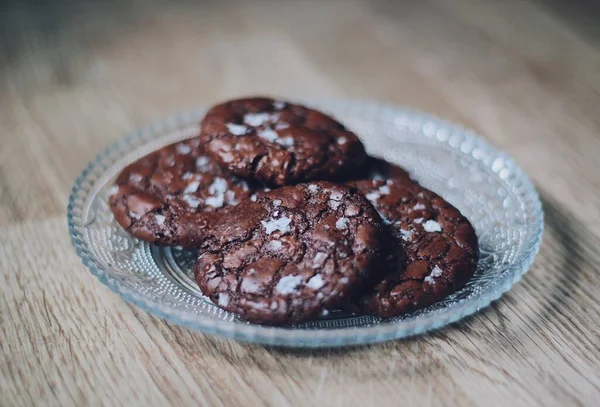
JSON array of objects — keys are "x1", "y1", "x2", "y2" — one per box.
[
  {"x1": 199, "y1": 97, "x2": 367, "y2": 186},
  {"x1": 109, "y1": 137, "x2": 262, "y2": 248},
  {"x1": 193, "y1": 181, "x2": 383, "y2": 325},
  {"x1": 350, "y1": 178, "x2": 478, "y2": 317}
]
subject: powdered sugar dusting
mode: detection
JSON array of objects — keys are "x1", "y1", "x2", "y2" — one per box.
[
  {"x1": 337, "y1": 137, "x2": 347, "y2": 145},
  {"x1": 329, "y1": 200, "x2": 341, "y2": 210},
  {"x1": 335, "y1": 217, "x2": 349, "y2": 230},
  {"x1": 273, "y1": 100, "x2": 286, "y2": 110},
  {"x1": 307, "y1": 184, "x2": 319, "y2": 194},
  {"x1": 414, "y1": 203, "x2": 426, "y2": 210},
  {"x1": 307, "y1": 274, "x2": 325, "y2": 290},
  {"x1": 226, "y1": 123, "x2": 248, "y2": 136},
  {"x1": 275, "y1": 122, "x2": 289, "y2": 130},
  {"x1": 414, "y1": 218, "x2": 424, "y2": 224},
  {"x1": 261, "y1": 216, "x2": 292, "y2": 235},
  {"x1": 275, "y1": 275, "x2": 303, "y2": 295},
  {"x1": 109, "y1": 185, "x2": 119, "y2": 196},
  {"x1": 182, "y1": 172, "x2": 194, "y2": 180},
  {"x1": 423, "y1": 220, "x2": 442, "y2": 232}
]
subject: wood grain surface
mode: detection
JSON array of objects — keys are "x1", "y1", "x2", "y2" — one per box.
[{"x1": 1, "y1": 1, "x2": 600, "y2": 406}]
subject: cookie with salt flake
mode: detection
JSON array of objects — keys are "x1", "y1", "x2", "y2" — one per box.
[
  {"x1": 193, "y1": 181, "x2": 383, "y2": 325},
  {"x1": 199, "y1": 97, "x2": 367, "y2": 186},
  {"x1": 348, "y1": 178, "x2": 478, "y2": 318},
  {"x1": 109, "y1": 136, "x2": 263, "y2": 248}
]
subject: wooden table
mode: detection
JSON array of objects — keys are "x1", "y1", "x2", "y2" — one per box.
[{"x1": 2, "y1": 1, "x2": 599, "y2": 406}]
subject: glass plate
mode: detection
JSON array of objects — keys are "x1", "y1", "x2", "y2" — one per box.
[{"x1": 68, "y1": 99, "x2": 543, "y2": 347}]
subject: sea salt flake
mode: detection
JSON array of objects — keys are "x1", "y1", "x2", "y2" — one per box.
[
  {"x1": 312, "y1": 253, "x2": 328, "y2": 268},
  {"x1": 329, "y1": 200, "x2": 341, "y2": 210},
  {"x1": 175, "y1": 143, "x2": 191, "y2": 155},
  {"x1": 424, "y1": 265, "x2": 444, "y2": 285},
  {"x1": 275, "y1": 122, "x2": 289, "y2": 130},
  {"x1": 154, "y1": 214, "x2": 166, "y2": 225},
  {"x1": 275, "y1": 275, "x2": 303, "y2": 295},
  {"x1": 261, "y1": 216, "x2": 292, "y2": 235},
  {"x1": 272, "y1": 199, "x2": 282, "y2": 207},
  {"x1": 413, "y1": 203, "x2": 426, "y2": 210},
  {"x1": 400, "y1": 229, "x2": 414, "y2": 241},
  {"x1": 365, "y1": 191, "x2": 380, "y2": 202},
  {"x1": 339, "y1": 277, "x2": 349, "y2": 285},
  {"x1": 250, "y1": 194, "x2": 257, "y2": 202},
  {"x1": 183, "y1": 180, "x2": 200, "y2": 194},
  {"x1": 273, "y1": 100, "x2": 286, "y2": 110},
  {"x1": 335, "y1": 217, "x2": 349, "y2": 230},
  {"x1": 266, "y1": 240, "x2": 283, "y2": 251},
  {"x1": 129, "y1": 211, "x2": 142, "y2": 220},
  {"x1": 218, "y1": 293, "x2": 230, "y2": 307},
  {"x1": 414, "y1": 218, "x2": 424, "y2": 224},
  {"x1": 244, "y1": 112, "x2": 272, "y2": 127},
  {"x1": 182, "y1": 194, "x2": 202, "y2": 208},
  {"x1": 257, "y1": 128, "x2": 279, "y2": 143},
  {"x1": 321, "y1": 309, "x2": 329, "y2": 316},
  {"x1": 277, "y1": 136, "x2": 294, "y2": 147},
  {"x1": 226, "y1": 123, "x2": 248, "y2": 136},
  {"x1": 196, "y1": 156, "x2": 210, "y2": 169},
  {"x1": 307, "y1": 184, "x2": 319, "y2": 194},
  {"x1": 337, "y1": 137, "x2": 347, "y2": 145},
  {"x1": 423, "y1": 220, "x2": 442, "y2": 232},
  {"x1": 378, "y1": 185, "x2": 391, "y2": 195},
  {"x1": 182, "y1": 172, "x2": 194, "y2": 180},
  {"x1": 205, "y1": 194, "x2": 224, "y2": 208},
  {"x1": 330, "y1": 191, "x2": 343, "y2": 201},
  {"x1": 108, "y1": 185, "x2": 119, "y2": 196},
  {"x1": 224, "y1": 190, "x2": 237, "y2": 205},
  {"x1": 129, "y1": 173, "x2": 143, "y2": 183},
  {"x1": 307, "y1": 274, "x2": 325, "y2": 290},
  {"x1": 209, "y1": 178, "x2": 228, "y2": 195}
]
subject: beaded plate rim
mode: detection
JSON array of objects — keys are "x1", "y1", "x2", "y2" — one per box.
[{"x1": 67, "y1": 99, "x2": 543, "y2": 348}]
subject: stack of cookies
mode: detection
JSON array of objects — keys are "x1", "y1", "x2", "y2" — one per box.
[{"x1": 110, "y1": 97, "x2": 478, "y2": 325}]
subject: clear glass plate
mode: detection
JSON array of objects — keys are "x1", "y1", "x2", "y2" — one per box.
[{"x1": 68, "y1": 100, "x2": 543, "y2": 347}]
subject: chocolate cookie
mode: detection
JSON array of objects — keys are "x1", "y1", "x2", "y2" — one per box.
[
  {"x1": 350, "y1": 178, "x2": 478, "y2": 317},
  {"x1": 362, "y1": 156, "x2": 413, "y2": 183},
  {"x1": 194, "y1": 181, "x2": 383, "y2": 325},
  {"x1": 199, "y1": 97, "x2": 367, "y2": 186},
  {"x1": 109, "y1": 137, "x2": 261, "y2": 248}
]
